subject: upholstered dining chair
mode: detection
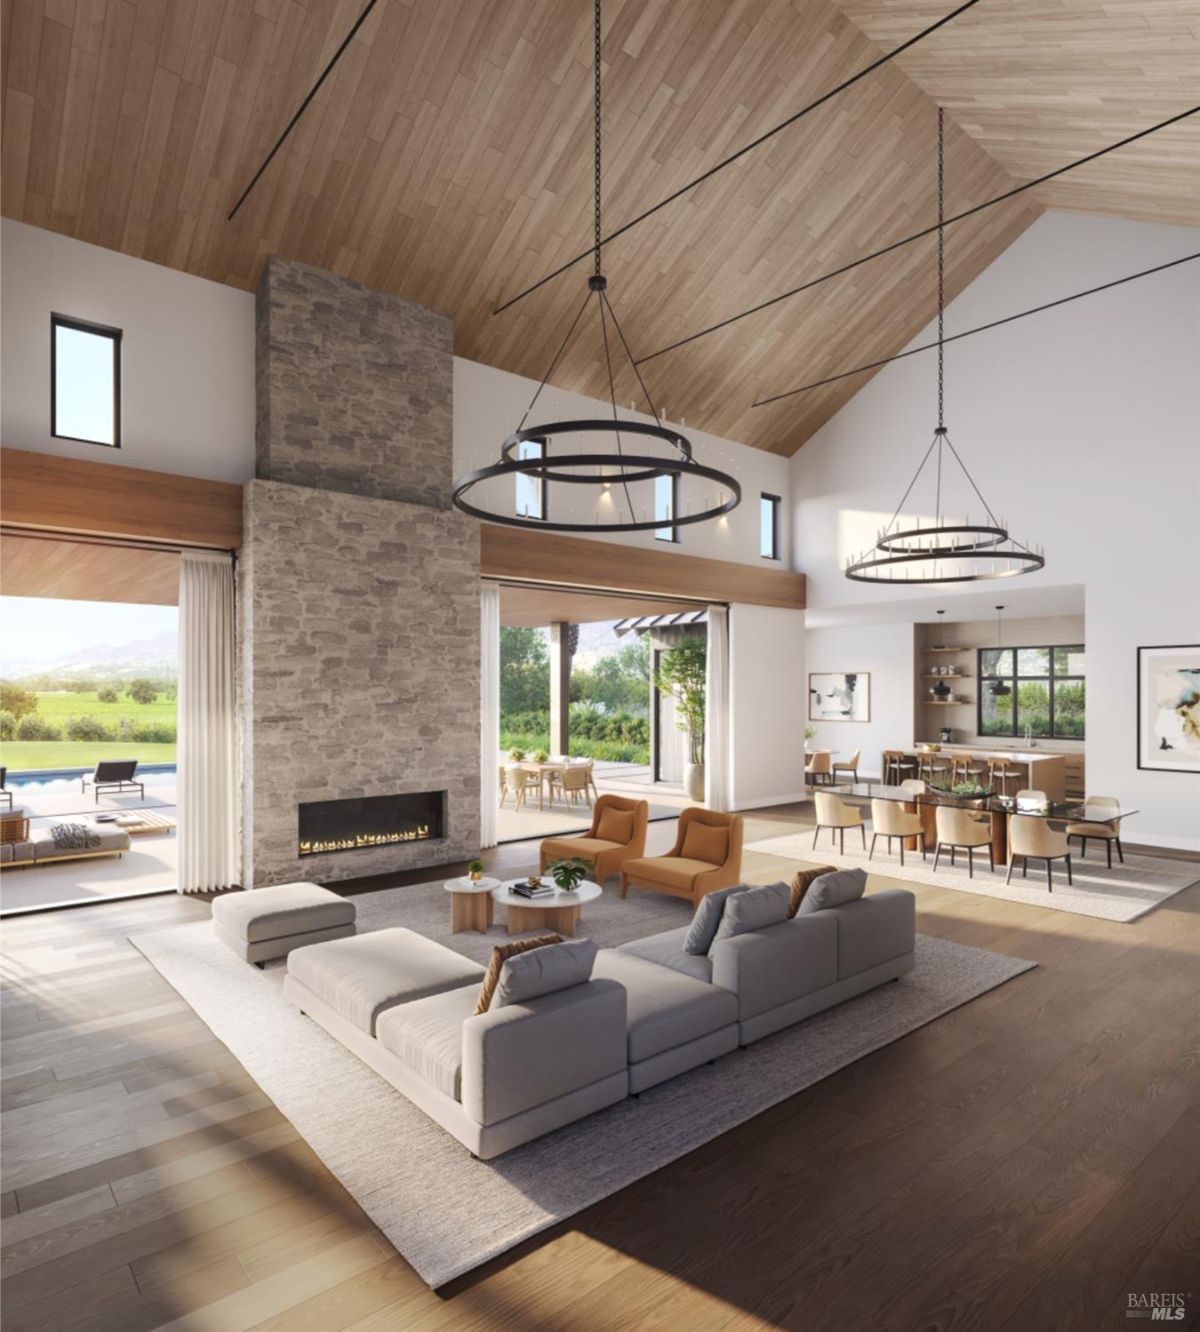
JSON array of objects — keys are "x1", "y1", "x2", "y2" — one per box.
[
  {"x1": 899, "y1": 778, "x2": 927, "y2": 795},
  {"x1": 541, "y1": 794, "x2": 648, "y2": 884},
  {"x1": 870, "y1": 798, "x2": 925, "y2": 866},
  {"x1": 812, "y1": 792, "x2": 865, "y2": 854},
  {"x1": 618, "y1": 807, "x2": 743, "y2": 907},
  {"x1": 933, "y1": 806, "x2": 994, "y2": 877},
  {"x1": 1008, "y1": 814, "x2": 1073, "y2": 891},
  {"x1": 1015, "y1": 788, "x2": 1048, "y2": 807},
  {"x1": 831, "y1": 749, "x2": 861, "y2": 783},
  {"x1": 1065, "y1": 796, "x2": 1125, "y2": 867},
  {"x1": 805, "y1": 750, "x2": 832, "y2": 786}
]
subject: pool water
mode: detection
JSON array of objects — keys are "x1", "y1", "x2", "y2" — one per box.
[{"x1": 5, "y1": 764, "x2": 177, "y2": 795}]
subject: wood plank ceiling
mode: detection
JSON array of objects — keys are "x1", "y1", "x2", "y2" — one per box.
[
  {"x1": 0, "y1": 533, "x2": 180, "y2": 604},
  {"x1": 2, "y1": 0, "x2": 1196, "y2": 458}
]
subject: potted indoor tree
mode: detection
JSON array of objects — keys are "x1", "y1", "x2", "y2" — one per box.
[{"x1": 655, "y1": 636, "x2": 707, "y2": 802}]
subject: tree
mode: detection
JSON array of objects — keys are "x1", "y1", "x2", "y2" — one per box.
[
  {"x1": 127, "y1": 678, "x2": 158, "y2": 705},
  {"x1": 571, "y1": 638, "x2": 650, "y2": 715},
  {"x1": 0, "y1": 683, "x2": 37, "y2": 720},
  {"x1": 654, "y1": 636, "x2": 707, "y2": 765},
  {"x1": 97, "y1": 685, "x2": 119, "y2": 703},
  {"x1": 499, "y1": 626, "x2": 549, "y2": 720}
]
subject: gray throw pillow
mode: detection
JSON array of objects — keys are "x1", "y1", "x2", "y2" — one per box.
[
  {"x1": 683, "y1": 885, "x2": 747, "y2": 955},
  {"x1": 493, "y1": 937, "x2": 597, "y2": 1007},
  {"x1": 795, "y1": 867, "x2": 867, "y2": 915},
  {"x1": 709, "y1": 881, "x2": 790, "y2": 952}
]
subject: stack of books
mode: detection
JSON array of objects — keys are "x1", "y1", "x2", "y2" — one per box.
[{"x1": 512, "y1": 882, "x2": 555, "y2": 899}]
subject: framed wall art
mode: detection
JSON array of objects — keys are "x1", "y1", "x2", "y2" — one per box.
[{"x1": 1137, "y1": 645, "x2": 1200, "y2": 773}]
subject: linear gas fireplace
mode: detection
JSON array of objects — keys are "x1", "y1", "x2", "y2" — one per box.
[{"x1": 298, "y1": 791, "x2": 446, "y2": 858}]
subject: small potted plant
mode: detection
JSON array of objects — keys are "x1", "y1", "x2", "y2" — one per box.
[
  {"x1": 546, "y1": 857, "x2": 590, "y2": 893},
  {"x1": 467, "y1": 858, "x2": 485, "y2": 883},
  {"x1": 804, "y1": 725, "x2": 817, "y2": 743},
  {"x1": 508, "y1": 746, "x2": 526, "y2": 761},
  {"x1": 531, "y1": 747, "x2": 550, "y2": 764}
]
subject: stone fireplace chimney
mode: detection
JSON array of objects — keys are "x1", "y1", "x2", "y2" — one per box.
[{"x1": 240, "y1": 257, "x2": 480, "y2": 886}]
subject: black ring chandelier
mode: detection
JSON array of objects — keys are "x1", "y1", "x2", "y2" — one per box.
[
  {"x1": 451, "y1": 0, "x2": 741, "y2": 534},
  {"x1": 846, "y1": 109, "x2": 1044, "y2": 585}
]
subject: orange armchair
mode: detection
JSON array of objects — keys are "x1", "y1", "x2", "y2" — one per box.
[
  {"x1": 618, "y1": 807, "x2": 744, "y2": 907},
  {"x1": 539, "y1": 795, "x2": 649, "y2": 884}
]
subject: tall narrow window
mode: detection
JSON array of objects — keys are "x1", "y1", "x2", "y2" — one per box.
[
  {"x1": 515, "y1": 437, "x2": 547, "y2": 520},
  {"x1": 655, "y1": 473, "x2": 678, "y2": 542},
  {"x1": 52, "y1": 314, "x2": 121, "y2": 447},
  {"x1": 760, "y1": 492, "x2": 781, "y2": 560}
]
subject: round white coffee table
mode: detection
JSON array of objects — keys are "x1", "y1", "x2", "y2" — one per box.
[
  {"x1": 444, "y1": 876, "x2": 501, "y2": 933},
  {"x1": 492, "y1": 879, "x2": 601, "y2": 937}
]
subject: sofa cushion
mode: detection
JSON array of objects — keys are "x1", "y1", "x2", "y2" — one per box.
[
  {"x1": 495, "y1": 938, "x2": 598, "y2": 1008},
  {"x1": 32, "y1": 823, "x2": 131, "y2": 861},
  {"x1": 795, "y1": 868, "x2": 867, "y2": 915},
  {"x1": 710, "y1": 881, "x2": 790, "y2": 949},
  {"x1": 683, "y1": 885, "x2": 745, "y2": 955},
  {"x1": 623, "y1": 856, "x2": 719, "y2": 892},
  {"x1": 617, "y1": 927, "x2": 714, "y2": 982},
  {"x1": 825, "y1": 890, "x2": 915, "y2": 978},
  {"x1": 788, "y1": 865, "x2": 837, "y2": 918},
  {"x1": 287, "y1": 927, "x2": 484, "y2": 1036},
  {"x1": 376, "y1": 986, "x2": 475, "y2": 1101},
  {"x1": 593, "y1": 951, "x2": 737, "y2": 1063},
  {"x1": 681, "y1": 820, "x2": 728, "y2": 866},
  {"x1": 596, "y1": 807, "x2": 635, "y2": 844},
  {"x1": 212, "y1": 882, "x2": 354, "y2": 942},
  {"x1": 4, "y1": 841, "x2": 35, "y2": 865},
  {"x1": 475, "y1": 934, "x2": 563, "y2": 1014}
]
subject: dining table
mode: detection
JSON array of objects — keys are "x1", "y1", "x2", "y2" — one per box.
[
  {"x1": 501, "y1": 755, "x2": 588, "y2": 810},
  {"x1": 830, "y1": 781, "x2": 1137, "y2": 866}
]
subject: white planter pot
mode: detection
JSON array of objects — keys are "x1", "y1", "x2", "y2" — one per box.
[{"x1": 684, "y1": 762, "x2": 706, "y2": 802}]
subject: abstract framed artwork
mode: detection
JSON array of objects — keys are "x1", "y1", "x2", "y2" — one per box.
[
  {"x1": 809, "y1": 672, "x2": 871, "y2": 723},
  {"x1": 1137, "y1": 645, "x2": 1200, "y2": 773}
]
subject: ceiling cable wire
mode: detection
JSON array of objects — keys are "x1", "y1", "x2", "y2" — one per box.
[{"x1": 492, "y1": 0, "x2": 985, "y2": 315}]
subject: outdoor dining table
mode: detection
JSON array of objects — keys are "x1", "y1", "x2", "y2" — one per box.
[
  {"x1": 830, "y1": 782, "x2": 1138, "y2": 866},
  {"x1": 501, "y1": 756, "x2": 587, "y2": 810}
]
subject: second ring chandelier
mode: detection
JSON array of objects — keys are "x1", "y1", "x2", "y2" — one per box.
[
  {"x1": 845, "y1": 109, "x2": 1045, "y2": 585},
  {"x1": 452, "y1": 0, "x2": 741, "y2": 533}
]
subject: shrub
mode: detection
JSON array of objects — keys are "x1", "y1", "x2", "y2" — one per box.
[
  {"x1": 97, "y1": 686, "x2": 119, "y2": 703},
  {"x1": 15, "y1": 714, "x2": 64, "y2": 741},
  {"x1": 127, "y1": 678, "x2": 158, "y2": 705},
  {"x1": 0, "y1": 711, "x2": 15, "y2": 741},
  {"x1": 128, "y1": 720, "x2": 176, "y2": 744},
  {"x1": 65, "y1": 715, "x2": 117, "y2": 742},
  {"x1": 0, "y1": 684, "x2": 37, "y2": 720}
]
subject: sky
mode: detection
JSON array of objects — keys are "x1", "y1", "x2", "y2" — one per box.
[{"x1": 0, "y1": 598, "x2": 177, "y2": 674}]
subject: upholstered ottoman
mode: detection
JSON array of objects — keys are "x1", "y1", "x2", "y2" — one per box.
[{"x1": 212, "y1": 882, "x2": 356, "y2": 966}]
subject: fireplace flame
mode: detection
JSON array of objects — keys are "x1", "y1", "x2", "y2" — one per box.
[{"x1": 299, "y1": 825, "x2": 432, "y2": 856}]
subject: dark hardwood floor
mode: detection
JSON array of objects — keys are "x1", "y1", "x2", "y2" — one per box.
[{"x1": 2, "y1": 806, "x2": 1198, "y2": 1331}]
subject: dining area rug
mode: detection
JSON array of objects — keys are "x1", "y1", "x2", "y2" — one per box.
[
  {"x1": 745, "y1": 832, "x2": 1197, "y2": 922},
  {"x1": 132, "y1": 882, "x2": 1035, "y2": 1288}
]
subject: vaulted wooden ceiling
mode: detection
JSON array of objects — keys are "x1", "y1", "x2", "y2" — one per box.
[{"x1": 2, "y1": 0, "x2": 1196, "y2": 456}]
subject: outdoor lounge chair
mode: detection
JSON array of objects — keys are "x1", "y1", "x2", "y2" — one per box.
[
  {"x1": 81, "y1": 760, "x2": 145, "y2": 802},
  {"x1": 0, "y1": 767, "x2": 11, "y2": 811}
]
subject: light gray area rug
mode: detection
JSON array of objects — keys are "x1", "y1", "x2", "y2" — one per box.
[
  {"x1": 746, "y1": 833, "x2": 1198, "y2": 922},
  {"x1": 132, "y1": 882, "x2": 1035, "y2": 1288}
]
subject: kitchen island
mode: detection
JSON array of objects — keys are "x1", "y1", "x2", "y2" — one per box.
[{"x1": 882, "y1": 746, "x2": 1070, "y2": 801}]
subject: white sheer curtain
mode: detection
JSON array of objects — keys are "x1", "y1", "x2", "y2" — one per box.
[
  {"x1": 178, "y1": 551, "x2": 239, "y2": 892},
  {"x1": 479, "y1": 582, "x2": 501, "y2": 848},
  {"x1": 705, "y1": 604, "x2": 732, "y2": 812}
]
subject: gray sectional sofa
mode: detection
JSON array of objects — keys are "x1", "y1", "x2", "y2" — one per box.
[{"x1": 282, "y1": 871, "x2": 915, "y2": 1159}]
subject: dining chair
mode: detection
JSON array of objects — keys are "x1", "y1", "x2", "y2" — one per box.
[
  {"x1": 899, "y1": 778, "x2": 927, "y2": 795},
  {"x1": 1015, "y1": 788, "x2": 1048, "y2": 807},
  {"x1": 498, "y1": 764, "x2": 508, "y2": 806},
  {"x1": 805, "y1": 751, "x2": 833, "y2": 787},
  {"x1": 1065, "y1": 796, "x2": 1124, "y2": 868},
  {"x1": 557, "y1": 764, "x2": 592, "y2": 807},
  {"x1": 506, "y1": 765, "x2": 540, "y2": 812},
  {"x1": 933, "y1": 806, "x2": 994, "y2": 877},
  {"x1": 583, "y1": 759, "x2": 600, "y2": 802},
  {"x1": 812, "y1": 792, "x2": 865, "y2": 853},
  {"x1": 1008, "y1": 814, "x2": 1073, "y2": 891},
  {"x1": 831, "y1": 749, "x2": 861, "y2": 783},
  {"x1": 870, "y1": 798, "x2": 925, "y2": 866}
]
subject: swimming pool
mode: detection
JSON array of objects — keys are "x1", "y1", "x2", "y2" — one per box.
[{"x1": 4, "y1": 764, "x2": 177, "y2": 795}]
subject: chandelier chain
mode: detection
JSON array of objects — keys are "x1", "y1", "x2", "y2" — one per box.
[
  {"x1": 937, "y1": 105, "x2": 945, "y2": 432},
  {"x1": 593, "y1": 0, "x2": 603, "y2": 278}
]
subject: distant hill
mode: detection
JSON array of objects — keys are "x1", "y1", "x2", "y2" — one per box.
[{"x1": 1, "y1": 631, "x2": 177, "y2": 684}]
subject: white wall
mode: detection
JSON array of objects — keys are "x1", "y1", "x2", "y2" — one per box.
[
  {"x1": 791, "y1": 211, "x2": 1200, "y2": 848},
  {"x1": 804, "y1": 622, "x2": 915, "y2": 782},
  {"x1": 729, "y1": 604, "x2": 807, "y2": 809},
  {"x1": 454, "y1": 356, "x2": 791, "y2": 568},
  {"x1": 1, "y1": 219, "x2": 255, "y2": 482}
]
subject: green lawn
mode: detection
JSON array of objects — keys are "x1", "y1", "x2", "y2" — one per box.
[
  {"x1": 33, "y1": 690, "x2": 176, "y2": 722},
  {"x1": 0, "y1": 741, "x2": 176, "y2": 773}
]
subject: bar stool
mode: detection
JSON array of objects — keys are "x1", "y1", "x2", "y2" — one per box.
[
  {"x1": 988, "y1": 759, "x2": 1022, "y2": 796},
  {"x1": 884, "y1": 751, "x2": 919, "y2": 785}
]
